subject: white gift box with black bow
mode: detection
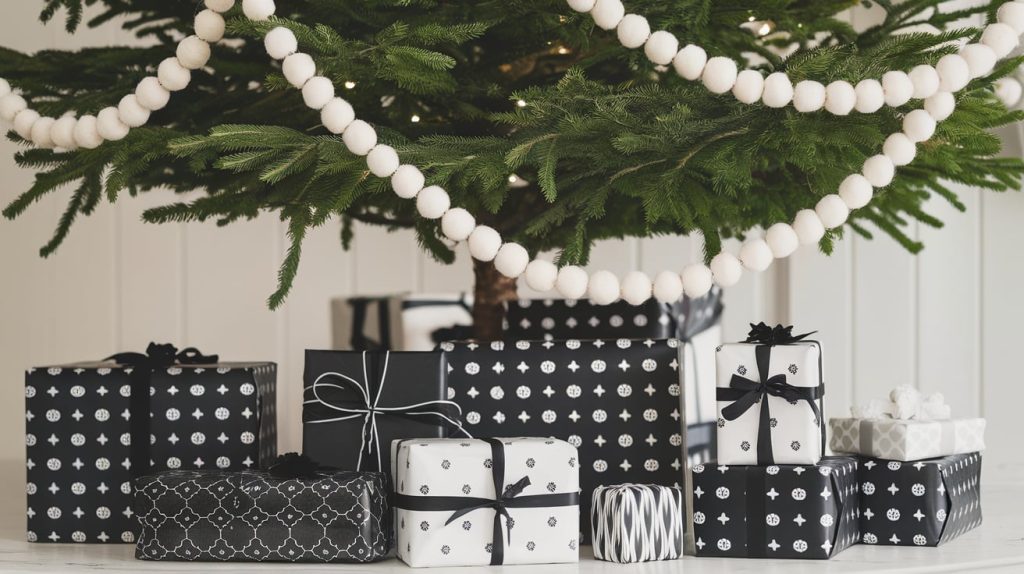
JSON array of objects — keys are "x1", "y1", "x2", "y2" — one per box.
[{"x1": 391, "y1": 437, "x2": 580, "y2": 568}]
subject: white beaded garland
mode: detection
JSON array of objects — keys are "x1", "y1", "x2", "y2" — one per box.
[
  {"x1": 854, "y1": 79, "x2": 885, "y2": 113},
  {"x1": 960, "y1": 43, "x2": 997, "y2": 79},
  {"x1": 301, "y1": 76, "x2": 335, "y2": 110},
  {"x1": 366, "y1": 144, "x2": 400, "y2": 177},
  {"x1": 588, "y1": 270, "x2": 620, "y2": 305},
  {"x1": 652, "y1": 270, "x2": 683, "y2": 303},
  {"x1": 761, "y1": 72, "x2": 794, "y2": 108},
  {"x1": 862, "y1": 154, "x2": 895, "y2": 187},
  {"x1": 936, "y1": 54, "x2": 970, "y2": 93},
  {"x1": 415, "y1": 185, "x2": 450, "y2": 219},
  {"x1": 909, "y1": 65, "x2": 940, "y2": 100},
  {"x1": 792, "y1": 209, "x2": 826, "y2": 245},
  {"x1": 524, "y1": 259, "x2": 559, "y2": 293},
  {"x1": 176, "y1": 36, "x2": 211, "y2": 71},
  {"x1": 283, "y1": 53, "x2": 317, "y2": 88},
  {"x1": 673, "y1": 44, "x2": 707, "y2": 81},
  {"x1": 616, "y1": 14, "x2": 650, "y2": 49},
  {"x1": 242, "y1": 0, "x2": 276, "y2": 21},
  {"x1": 902, "y1": 108, "x2": 937, "y2": 143},
  {"x1": 620, "y1": 271, "x2": 653, "y2": 305},
  {"x1": 793, "y1": 80, "x2": 826, "y2": 113},
  {"x1": 72, "y1": 114, "x2": 104, "y2": 149},
  {"x1": 680, "y1": 263, "x2": 713, "y2": 298},
  {"x1": 765, "y1": 222, "x2": 799, "y2": 258},
  {"x1": 882, "y1": 132, "x2": 916, "y2": 166},
  {"x1": 96, "y1": 107, "x2": 129, "y2": 141},
  {"x1": 998, "y1": 1, "x2": 1024, "y2": 34},
  {"x1": 157, "y1": 58, "x2": 191, "y2": 92},
  {"x1": 117, "y1": 95, "x2": 150, "y2": 128},
  {"x1": 341, "y1": 119, "x2": 377, "y2": 155},
  {"x1": 321, "y1": 97, "x2": 355, "y2": 134},
  {"x1": 555, "y1": 265, "x2": 589, "y2": 299},
  {"x1": 494, "y1": 243, "x2": 531, "y2": 278},
  {"x1": 924, "y1": 91, "x2": 955, "y2": 122},
  {"x1": 567, "y1": 0, "x2": 597, "y2": 12},
  {"x1": 468, "y1": 226, "x2": 502, "y2": 262},
  {"x1": 838, "y1": 174, "x2": 873, "y2": 209},
  {"x1": 195, "y1": 10, "x2": 226, "y2": 43},
  {"x1": 50, "y1": 116, "x2": 78, "y2": 149},
  {"x1": 824, "y1": 80, "x2": 856, "y2": 115},
  {"x1": 732, "y1": 70, "x2": 764, "y2": 104},
  {"x1": 995, "y1": 77, "x2": 1023, "y2": 107},
  {"x1": 441, "y1": 208, "x2": 476, "y2": 242},
  {"x1": 30, "y1": 117, "x2": 55, "y2": 148},
  {"x1": 0, "y1": 93, "x2": 27, "y2": 123},
  {"x1": 391, "y1": 164, "x2": 425, "y2": 199},
  {"x1": 701, "y1": 57, "x2": 738, "y2": 95},
  {"x1": 982, "y1": 22, "x2": 1019, "y2": 58},
  {"x1": 204, "y1": 0, "x2": 235, "y2": 12},
  {"x1": 265, "y1": 27, "x2": 298, "y2": 60},
  {"x1": 135, "y1": 77, "x2": 170, "y2": 111},
  {"x1": 644, "y1": 30, "x2": 678, "y2": 66},
  {"x1": 739, "y1": 238, "x2": 773, "y2": 272},
  {"x1": 0, "y1": 78, "x2": 9, "y2": 98},
  {"x1": 882, "y1": 71, "x2": 914, "y2": 107},
  {"x1": 709, "y1": 252, "x2": 742, "y2": 288},
  {"x1": 591, "y1": 0, "x2": 625, "y2": 31},
  {"x1": 815, "y1": 194, "x2": 849, "y2": 229}
]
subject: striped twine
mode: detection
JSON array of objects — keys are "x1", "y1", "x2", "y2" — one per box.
[{"x1": 591, "y1": 484, "x2": 684, "y2": 563}]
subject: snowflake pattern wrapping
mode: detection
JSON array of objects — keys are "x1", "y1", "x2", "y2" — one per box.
[
  {"x1": 25, "y1": 361, "x2": 276, "y2": 544},
  {"x1": 830, "y1": 417, "x2": 986, "y2": 462},
  {"x1": 591, "y1": 484, "x2": 685, "y2": 563},
  {"x1": 857, "y1": 453, "x2": 982, "y2": 547},
  {"x1": 690, "y1": 457, "x2": 860, "y2": 559},
  {"x1": 332, "y1": 294, "x2": 474, "y2": 352},
  {"x1": 133, "y1": 469, "x2": 389, "y2": 562}
]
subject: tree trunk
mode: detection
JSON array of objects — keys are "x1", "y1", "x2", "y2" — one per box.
[{"x1": 471, "y1": 258, "x2": 518, "y2": 341}]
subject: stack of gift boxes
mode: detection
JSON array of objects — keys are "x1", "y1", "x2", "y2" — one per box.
[{"x1": 23, "y1": 296, "x2": 985, "y2": 565}]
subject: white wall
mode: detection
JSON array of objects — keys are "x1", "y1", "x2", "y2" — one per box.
[{"x1": 1, "y1": 3, "x2": 1020, "y2": 471}]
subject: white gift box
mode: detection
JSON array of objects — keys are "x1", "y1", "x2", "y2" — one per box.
[
  {"x1": 715, "y1": 339, "x2": 824, "y2": 465},
  {"x1": 829, "y1": 417, "x2": 986, "y2": 461},
  {"x1": 392, "y1": 437, "x2": 580, "y2": 567}
]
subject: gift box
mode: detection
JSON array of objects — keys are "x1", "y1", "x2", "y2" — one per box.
[
  {"x1": 133, "y1": 459, "x2": 390, "y2": 562},
  {"x1": 591, "y1": 484, "x2": 685, "y2": 563},
  {"x1": 857, "y1": 453, "x2": 982, "y2": 546},
  {"x1": 715, "y1": 323, "x2": 825, "y2": 465},
  {"x1": 332, "y1": 294, "x2": 473, "y2": 351},
  {"x1": 301, "y1": 349, "x2": 467, "y2": 485},
  {"x1": 25, "y1": 343, "x2": 276, "y2": 544},
  {"x1": 391, "y1": 437, "x2": 580, "y2": 567},
  {"x1": 690, "y1": 457, "x2": 860, "y2": 559},
  {"x1": 442, "y1": 338, "x2": 687, "y2": 543}
]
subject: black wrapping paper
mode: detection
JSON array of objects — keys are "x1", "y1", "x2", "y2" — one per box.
[
  {"x1": 441, "y1": 339, "x2": 686, "y2": 543},
  {"x1": 25, "y1": 360, "x2": 276, "y2": 544},
  {"x1": 690, "y1": 457, "x2": 859, "y2": 559},
  {"x1": 133, "y1": 469, "x2": 390, "y2": 562},
  {"x1": 858, "y1": 452, "x2": 982, "y2": 546}
]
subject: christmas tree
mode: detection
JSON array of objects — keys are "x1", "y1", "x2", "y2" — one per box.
[{"x1": 1, "y1": 0, "x2": 1023, "y2": 339}]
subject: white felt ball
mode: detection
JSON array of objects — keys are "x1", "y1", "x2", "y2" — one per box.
[
  {"x1": 567, "y1": 0, "x2": 597, "y2": 12},
  {"x1": 415, "y1": 185, "x2": 450, "y2": 219},
  {"x1": 960, "y1": 43, "x2": 997, "y2": 79},
  {"x1": 50, "y1": 116, "x2": 78, "y2": 149},
  {"x1": 792, "y1": 209, "x2": 825, "y2": 245},
  {"x1": 96, "y1": 107, "x2": 129, "y2": 141},
  {"x1": 391, "y1": 164, "x2": 425, "y2": 199},
  {"x1": 13, "y1": 109, "x2": 40, "y2": 140},
  {"x1": 882, "y1": 71, "x2": 914, "y2": 107},
  {"x1": 761, "y1": 72, "x2": 794, "y2": 108},
  {"x1": 680, "y1": 263, "x2": 714, "y2": 298},
  {"x1": 591, "y1": 0, "x2": 626, "y2": 31},
  {"x1": 999, "y1": 1, "x2": 1024, "y2": 34},
  {"x1": 555, "y1": 265, "x2": 589, "y2": 300},
  {"x1": 0, "y1": 78, "x2": 9, "y2": 98},
  {"x1": 468, "y1": 226, "x2": 502, "y2": 262},
  {"x1": 283, "y1": 53, "x2": 317, "y2": 88},
  {"x1": 30, "y1": 117, "x2": 56, "y2": 148},
  {"x1": 793, "y1": 80, "x2": 826, "y2": 112},
  {"x1": 838, "y1": 173, "x2": 874, "y2": 209},
  {"x1": 732, "y1": 70, "x2": 764, "y2": 104},
  {"x1": 709, "y1": 252, "x2": 742, "y2": 287},
  {"x1": 321, "y1": 97, "x2": 355, "y2": 134},
  {"x1": 616, "y1": 14, "x2": 650, "y2": 49},
  {"x1": 701, "y1": 57, "x2": 738, "y2": 95},
  {"x1": 242, "y1": 0, "x2": 276, "y2": 21},
  {"x1": 118, "y1": 94, "x2": 150, "y2": 128},
  {"x1": 157, "y1": 58, "x2": 191, "y2": 91},
  {"x1": 883, "y1": 132, "x2": 916, "y2": 166},
  {"x1": 936, "y1": 54, "x2": 970, "y2": 93},
  {"x1": 195, "y1": 10, "x2": 226, "y2": 43},
  {"x1": 924, "y1": 91, "x2": 956, "y2": 122},
  {"x1": 302, "y1": 76, "x2": 335, "y2": 110},
  {"x1": 204, "y1": 0, "x2": 235, "y2": 12},
  {"x1": 673, "y1": 44, "x2": 707, "y2": 81},
  {"x1": 342, "y1": 119, "x2": 377, "y2": 155},
  {"x1": 494, "y1": 243, "x2": 531, "y2": 278},
  {"x1": 902, "y1": 108, "x2": 937, "y2": 143},
  {"x1": 366, "y1": 145, "x2": 400, "y2": 178},
  {"x1": 854, "y1": 79, "x2": 885, "y2": 113},
  {"x1": 739, "y1": 238, "x2": 774, "y2": 272},
  {"x1": 588, "y1": 270, "x2": 620, "y2": 305},
  {"x1": 765, "y1": 222, "x2": 800, "y2": 258},
  {"x1": 815, "y1": 194, "x2": 849, "y2": 229},
  {"x1": 73, "y1": 115, "x2": 104, "y2": 149},
  {"x1": 176, "y1": 36, "x2": 211, "y2": 70},
  {"x1": 862, "y1": 154, "x2": 895, "y2": 187},
  {"x1": 982, "y1": 22, "x2": 1019, "y2": 58},
  {"x1": 265, "y1": 27, "x2": 298, "y2": 60},
  {"x1": 652, "y1": 270, "x2": 683, "y2": 303},
  {"x1": 135, "y1": 77, "x2": 171, "y2": 111},
  {"x1": 644, "y1": 31, "x2": 678, "y2": 66},
  {"x1": 825, "y1": 80, "x2": 856, "y2": 115},
  {"x1": 441, "y1": 208, "x2": 476, "y2": 241},
  {"x1": 909, "y1": 65, "x2": 940, "y2": 100},
  {"x1": 995, "y1": 77, "x2": 1023, "y2": 107},
  {"x1": 524, "y1": 259, "x2": 558, "y2": 292},
  {"x1": 0, "y1": 93, "x2": 27, "y2": 123},
  {"x1": 620, "y1": 271, "x2": 653, "y2": 305}
]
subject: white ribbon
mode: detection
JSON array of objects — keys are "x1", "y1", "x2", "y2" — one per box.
[{"x1": 850, "y1": 385, "x2": 952, "y2": 421}]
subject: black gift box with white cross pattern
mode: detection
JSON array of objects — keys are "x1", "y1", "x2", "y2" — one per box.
[
  {"x1": 689, "y1": 457, "x2": 860, "y2": 559},
  {"x1": 441, "y1": 338, "x2": 687, "y2": 544},
  {"x1": 857, "y1": 452, "x2": 982, "y2": 547},
  {"x1": 133, "y1": 469, "x2": 390, "y2": 562},
  {"x1": 25, "y1": 360, "x2": 276, "y2": 544}
]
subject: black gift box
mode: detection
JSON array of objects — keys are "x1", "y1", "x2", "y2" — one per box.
[
  {"x1": 857, "y1": 452, "x2": 982, "y2": 546},
  {"x1": 442, "y1": 338, "x2": 687, "y2": 543},
  {"x1": 133, "y1": 469, "x2": 390, "y2": 562},
  {"x1": 25, "y1": 348, "x2": 276, "y2": 544},
  {"x1": 301, "y1": 350, "x2": 464, "y2": 485},
  {"x1": 690, "y1": 457, "x2": 860, "y2": 559}
]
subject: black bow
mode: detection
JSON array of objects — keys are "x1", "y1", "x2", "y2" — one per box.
[
  {"x1": 267, "y1": 452, "x2": 336, "y2": 479},
  {"x1": 394, "y1": 438, "x2": 579, "y2": 566},
  {"x1": 744, "y1": 322, "x2": 815, "y2": 346}
]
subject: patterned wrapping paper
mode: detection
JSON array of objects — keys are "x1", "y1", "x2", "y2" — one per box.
[
  {"x1": 25, "y1": 356, "x2": 276, "y2": 544},
  {"x1": 331, "y1": 294, "x2": 474, "y2": 351},
  {"x1": 689, "y1": 457, "x2": 860, "y2": 559},
  {"x1": 830, "y1": 417, "x2": 986, "y2": 461},
  {"x1": 133, "y1": 469, "x2": 390, "y2": 562},
  {"x1": 857, "y1": 453, "x2": 982, "y2": 546},
  {"x1": 591, "y1": 484, "x2": 685, "y2": 563}
]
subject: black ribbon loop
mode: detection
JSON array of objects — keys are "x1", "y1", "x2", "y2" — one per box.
[
  {"x1": 267, "y1": 452, "x2": 339, "y2": 479},
  {"x1": 744, "y1": 322, "x2": 816, "y2": 346}
]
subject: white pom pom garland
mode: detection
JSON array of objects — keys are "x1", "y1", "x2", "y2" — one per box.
[
  {"x1": 588, "y1": 270, "x2": 621, "y2": 305},
  {"x1": 825, "y1": 80, "x2": 856, "y2": 115},
  {"x1": 30, "y1": 117, "x2": 56, "y2": 148},
  {"x1": 902, "y1": 108, "x2": 937, "y2": 143},
  {"x1": 391, "y1": 164, "x2": 425, "y2": 199},
  {"x1": 158, "y1": 58, "x2": 192, "y2": 92},
  {"x1": 982, "y1": 22, "x2": 1019, "y2": 58},
  {"x1": 0, "y1": 93, "x2": 27, "y2": 122},
  {"x1": 468, "y1": 226, "x2": 502, "y2": 262},
  {"x1": 652, "y1": 270, "x2": 683, "y2": 303},
  {"x1": 815, "y1": 194, "x2": 850, "y2": 229},
  {"x1": 441, "y1": 208, "x2": 475, "y2": 242},
  {"x1": 302, "y1": 76, "x2": 335, "y2": 110},
  {"x1": 321, "y1": 97, "x2": 355, "y2": 134},
  {"x1": 591, "y1": 0, "x2": 626, "y2": 30},
  {"x1": 792, "y1": 209, "x2": 826, "y2": 245},
  {"x1": 135, "y1": 77, "x2": 171, "y2": 111},
  {"x1": 265, "y1": 27, "x2": 298, "y2": 60},
  {"x1": 995, "y1": 77, "x2": 1023, "y2": 107},
  {"x1": 883, "y1": 132, "x2": 916, "y2": 166},
  {"x1": 644, "y1": 31, "x2": 678, "y2": 66},
  {"x1": 556, "y1": 266, "x2": 589, "y2": 300},
  {"x1": 118, "y1": 95, "x2": 150, "y2": 128},
  {"x1": 761, "y1": 72, "x2": 794, "y2": 108},
  {"x1": 936, "y1": 54, "x2": 970, "y2": 93},
  {"x1": 341, "y1": 119, "x2": 377, "y2": 155},
  {"x1": 701, "y1": 57, "x2": 738, "y2": 95},
  {"x1": 739, "y1": 238, "x2": 774, "y2": 272},
  {"x1": 793, "y1": 80, "x2": 826, "y2": 113},
  {"x1": 366, "y1": 144, "x2": 400, "y2": 177},
  {"x1": 242, "y1": 0, "x2": 276, "y2": 21},
  {"x1": 620, "y1": 271, "x2": 653, "y2": 305},
  {"x1": 710, "y1": 252, "x2": 742, "y2": 288},
  {"x1": 415, "y1": 185, "x2": 450, "y2": 219},
  {"x1": 838, "y1": 174, "x2": 873, "y2": 209},
  {"x1": 854, "y1": 79, "x2": 885, "y2": 113},
  {"x1": 195, "y1": 10, "x2": 226, "y2": 43},
  {"x1": 882, "y1": 71, "x2": 914, "y2": 107},
  {"x1": 205, "y1": 0, "x2": 235, "y2": 12},
  {"x1": 862, "y1": 154, "x2": 895, "y2": 187},
  {"x1": 96, "y1": 107, "x2": 129, "y2": 141},
  {"x1": 673, "y1": 45, "x2": 707, "y2": 81},
  {"x1": 72, "y1": 114, "x2": 104, "y2": 149},
  {"x1": 616, "y1": 14, "x2": 650, "y2": 49},
  {"x1": 283, "y1": 53, "x2": 317, "y2": 88},
  {"x1": 494, "y1": 243, "x2": 531, "y2": 279},
  {"x1": 50, "y1": 116, "x2": 78, "y2": 149},
  {"x1": 567, "y1": 0, "x2": 597, "y2": 12},
  {"x1": 176, "y1": 36, "x2": 211, "y2": 70},
  {"x1": 680, "y1": 263, "x2": 713, "y2": 298},
  {"x1": 999, "y1": 2, "x2": 1024, "y2": 34},
  {"x1": 909, "y1": 65, "x2": 940, "y2": 100},
  {"x1": 960, "y1": 43, "x2": 997, "y2": 79},
  {"x1": 924, "y1": 91, "x2": 955, "y2": 122},
  {"x1": 765, "y1": 223, "x2": 799, "y2": 258},
  {"x1": 524, "y1": 259, "x2": 559, "y2": 293},
  {"x1": 732, "y1": 70, "x2": 764, "y2": 104}
]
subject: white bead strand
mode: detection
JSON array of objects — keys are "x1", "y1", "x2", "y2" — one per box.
[
  {"x1": 739, "y1": 238, "x2": 773, "y2": 272},
  {"x1": 960, "y1": 43, "x2": 997, "y2": 79},
  {"x1": 301, "y1": 76, "x2": 335, "y2": 109},
  {"x1": 50, "y1": 116, "x2": 78, "y2": 149},
  {"x1": 391, "y1": 164, "x2": 425, "y2": 199},
  {"x1": 441, "y1": 208, "x2": 475, "y2": 242},
  {"x1": 761, "y1": 72, "x2": 794, "y2": 108},
  {"x1": 924, "y1": 91, "x2": 955, "y2": 122},
  {"x1": 282, "y1": 53, "x2": 317, "y2": 88},
  {"x1": 194, "y1": 10, "x2": 226, "y2": 43},
  {"x1": 673, "y1": 45, "x2": 707, "y2": 81},
  {"x1": 157, "y1": 58, "x2": 192, "y2": 92},
  {"x1": 242, "y1": 0, "x2": 276, "y2": 21},
  {"x1": 366, "y1": 144, "x2": 400, "y2": 177},
  {"x1": 176, "y1": 36, "x2": 211, "y2": 70},
  {"x1": 205, "y1": 0, "x2": 235, "y2": 12},
  {"x1": 652, "y1": 270, "x2": 683, "y2": 302},
  {"x1": 902, "y1": 108, "x2": 937, "y2": 142},
  {"x1": 882, "y1": 132, "x2": 916, "y2": 166},
  {"x1": 882, "y1": 71, "x2": 914, "y2": 107},
  {"x1": 824, "y1": 80, "x2": 856, "y2": 115},
  {"x1": 494, "y1": 243, "x2": 531, "y2": 278},
  {"x1": 815, "y1": 194, "x2": 849, "y2": 229},
  {"x1": 30, "y1": 117, "x2": 56, "y2": 148},
  {"x1": 321, "y1": 97, "x2": 355, "y2": 134},
  {"x1": 341, "y1": 119, "x2": 377, "y2": 155},
  {"x1": 765, "y1": 222, "x2": 799, "y2": 258},
  {"x1": 982, "y1": 22, "x2": 1019, "y2": 58},
  {"x1": 468, "y1": 226, "x2": 502, "y2": 262},
  {"x1": 555, "y1": 265, "x2": 589, "y2": 299},
  {"x1": 415, "y1": 185, "x2": 450, "y2": 219},
  {"x1": 998, "y1": 2, "x2": 1024, "y2": 34},
  {"x1": 862, "y1": 154, "x2": 895, "y2": 187},
  {"x1": 732, "y1": 70, "x2": 764, "y2": 104},
  {"x1": 265, "y1": 27, "x2": 298, "y2": 60},
  {"x1": 135, "y1": 77, "x2": 170, "y2": 111},
  {"x1": 701, "y1": 57, "x2": 738, "y2": 95},
  {"x1": 936, "y1": 54, "x2": 970, "y2": 93},
  {"x1": 644, "y1": 31, "x2": 678, "y2": 66},
  {"x1": 588, "y1": 270, "x2": 621, "y2": 305},
  {"x1": 792, "y1": 209, "x2": 826, "y2": 244},
  {"x1": 709, "y1": 252, "x2": 742, "y2": 288},
  {"x1": 117, "y1": 95, "x2": 150, "y2": 128},
  {"x1": 793, "y1": 80, "x2": 826, "y2": 113},
  {"x1": 616, "y1": 14, "x2": 650, "y2": 49},
  {"x1": 525, "y1": 259, "x2": 559, "y2": 292},
  {"x1": 620, "y1": 271, "x2": 653, "y2": 305},
  {"x1": 909, "y1": 65, "x2": 940, "y2": 100},
  {"x1": 72, "y1": 114, "x2": 104, "y2": 149},
  {"x1": 591, "y1": 0, "x2": 626, "y2": 30},
  {"x1": 680, "y1": 263, "x2": 714, "y2": 298},
  {"x1": 0, "y1": 93, "x2": 27, "y2": 123},
  {"x1": 855, "y1": 79, "x2": 885, "y2": 113},
  {"x1": 838, "y1": 174, "x2": 873, "y2": 209},
  {"x1": 567, "y1": 0, "x2": 597, "y2": 12},
  {"x1": 96, "y1": 107, "x2": 129, "y2": 141}
]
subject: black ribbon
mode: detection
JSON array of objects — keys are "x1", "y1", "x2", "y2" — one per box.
[
  {"x1": 348, "y1": 298, "x2": 393, "y2": 351},
  {"x1": 267, "y1": 452, "x2": 338, "y2": 479},
  {"x1": 716, "y1": 324, "x2": 824, "y2": 464},
  {"x1": 393, "y1": 438, "x2": 580, "y2": 566},
  {"x1": 105, "y1": 342, "x2": 218, "y2": 476}
]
